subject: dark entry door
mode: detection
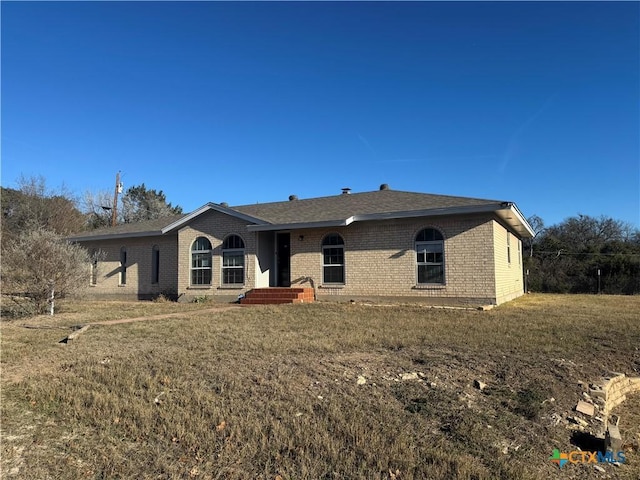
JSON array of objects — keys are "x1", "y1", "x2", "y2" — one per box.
[{"x1": 276, "y1": 233, "x2": 291, "y2": 287}]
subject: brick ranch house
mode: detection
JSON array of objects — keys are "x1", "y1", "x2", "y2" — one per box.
[{"x1": 68, "y1": 186, "x2": 535, "y2": 305}]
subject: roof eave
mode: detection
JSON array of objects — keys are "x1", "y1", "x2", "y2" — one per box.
[
  {"x1": 352, "y1": 203, "x2": 503, "y2": 223},
  {"x1": 68, "y1": 230, "x2": 165, "y2": 242},
  {"x1": 247, "y1": 203, "x2": 535, "y2": 237},
  {"x1": 247, "y1": 204, "x2": 508, "y2": 232},
  {"x1": 495, "y1": 203, "x2": 536, "y2": 238}
]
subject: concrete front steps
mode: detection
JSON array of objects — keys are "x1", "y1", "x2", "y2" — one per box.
[{"x1": 240, "y1": 287, "x2": 315, "y2": 305}]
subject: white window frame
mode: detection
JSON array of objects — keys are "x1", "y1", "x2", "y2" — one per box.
[
  {"x1": 518, "y1": 238, "x2": 522, "y2": 266},
  {"x1": 507, "y1": 231, "x2": 512, "y2": 265},
  {"x1": 415, "y1": 228, "x2": 445, "y2": 285},
  {"x1": 322, "y1": 233, "x2": 345, "y2": 285},
  {"x1": 191, "y1": 237, "x2": 212, "y2": 286},
  {"x1": 221, "y1": 235, "x2": 245, "y2": 286}
]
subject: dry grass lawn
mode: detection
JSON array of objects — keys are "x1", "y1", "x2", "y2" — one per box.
[{"x1": 1, "y1": 294, "x2": 639, "y2": 479}]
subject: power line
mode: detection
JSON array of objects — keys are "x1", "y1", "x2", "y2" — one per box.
[{"x1": 532, "y1": 250, "x2": 640, "y2": 257}]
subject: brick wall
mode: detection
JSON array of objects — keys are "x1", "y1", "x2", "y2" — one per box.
[
  {"x1": 288, "y1": 214, "x2": 500, "y2": 303},
  {"x1": 80, "y1": 234, "x2": 178, "y2": 298},
  {"x1": 78, "y1": 210, "x2": 527, "y2": 305},
  {"x1": 177, "y1": 209, "x2": 257, "y2": 300}
]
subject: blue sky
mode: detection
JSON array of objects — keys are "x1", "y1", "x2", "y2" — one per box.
[{"x1": 2, "y1": 1, "x2": 639, "y2": 228}]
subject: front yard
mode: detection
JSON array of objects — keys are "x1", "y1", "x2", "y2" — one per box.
[{"x1": 1, "y1": 294, "x2": 639, "y2": 479}]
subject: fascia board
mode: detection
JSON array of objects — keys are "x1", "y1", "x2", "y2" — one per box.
[
  {"x1": 160, "y1": 204, "x2": 212, "y2": 233},
  {"x1": 352, "y1": 204, "x2": 503, "y2": 223},
  {"x1": 68, "y1": 231, "x2": 164, "y2": 242}
]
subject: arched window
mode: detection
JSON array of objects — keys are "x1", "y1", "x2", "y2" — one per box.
[
  {"x1": 191, "y1": 237, "x2": 212, "y2": 285},
  {"x1": 322, "y1": 233, "x2": 345, "y2": 284},
  {"x1": 222, "y1": 235, "x2": 245, "y2": 285},
  {"x1": 415, "y1": 228, "x2": 444, "y2": 285},
  {"x1": 119, "y1": 246, "x2": 127, "y2": 285},
  {"x1": 151, "y1": 245, "x2": 160, "y2": 284}
]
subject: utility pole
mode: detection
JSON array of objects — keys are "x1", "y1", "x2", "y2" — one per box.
[{"x1": 111, "y1": 171, "x2": 123, "y2": 227}]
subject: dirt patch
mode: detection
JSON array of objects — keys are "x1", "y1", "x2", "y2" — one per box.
[{"x1": 90, "y1": 304, "x2": 242, "y2": 325}]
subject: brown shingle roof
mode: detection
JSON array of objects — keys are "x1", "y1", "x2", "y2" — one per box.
[
  {"x1": 68, "y1": 213, "x2": 186, "y2": 240},
  {"x1": 69, "y1": 189, "x2": 518, "y2": 241},
  {"x1": 233, "y1": 189, "x2": 503, "y2": 224}
]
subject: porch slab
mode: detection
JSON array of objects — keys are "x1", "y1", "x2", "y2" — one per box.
[{"x1": 240, "y1": 287, "x2": 315, "y2": 305}]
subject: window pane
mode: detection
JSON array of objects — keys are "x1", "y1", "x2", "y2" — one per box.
[
  {"x1": 416, "y1": 228, "x2": 443, "y2": 242},
  {"x1": 322, "y1": 234, "x2": 344, "y2": 246},
  {"x1": 418, "y1": 264, "x2": 443, "y2": 284},
  {"x1": 323, "y1": 247, "x2": 344, "y2": 265},
  {"x1": 323, "y1": 265, "x2": 344, "y2": 283},
  {"x1": 192, "y1": 268, "x2": 211, "y2": 285},
  {"x1": 223, "y1": 235, "x2": 244, "y2": 249},
  {"x1": 416, "y1": 243, "x2": 442, "y2": 263},
  {"x1": 193, "y1": 237, "x2": 212, "y2": 251},
  {"x1": 192, "y1": 253, "x2": 211, "y2": 268},
  {"x1": 223, "y1": 252, "x2": 244, "y2": 267},
  {"x1": 426, "y1": 251, "x2": 443, "y2": 263},
  {"x1": 152, "y1": 248, "x2": 160, "y2": 284},
  {"x1": 223, "y1": 267, "x2": 244, "y2": 285}
]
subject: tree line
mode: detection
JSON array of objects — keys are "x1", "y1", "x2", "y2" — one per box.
[
  {"x1": 524, "y1": 215, "x2": 640, "y2": 295},
  {"x1": 1, "y1": 175, "x2": 638, "y2": 316}
]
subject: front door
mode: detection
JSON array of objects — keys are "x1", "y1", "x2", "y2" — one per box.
[{"x1": 276, "y1": 233, "x2": 291, "y2": 287}]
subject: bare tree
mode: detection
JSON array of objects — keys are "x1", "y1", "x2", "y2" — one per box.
[
  {"x1": 1, "y1": 176, "x2": 85, "y2": 244},
  {"x1": 2, "y1": 228, "x2": 91, "y2": 315},
  {"x1": 523, "y1": 214, "x2": 545, "y2": 257},
  {"x1": 81, "y1": 184, "x2": 182, "y2": 228},
  {"x1": 81, "y1": 189, "x2": 117, "y2": 229}
]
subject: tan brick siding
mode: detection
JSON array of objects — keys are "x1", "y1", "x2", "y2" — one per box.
[
  {"x1": 177, "y1": 210, "x2": 257, "y2": 299},
  {"x1": 79, "y1": 235, "x2": 178, "y2": 297},
  {"x1": 492, "y1": 220, "x2": 524, "y2": 304},
  {"x1": 288, "y1": 214, "x2": 499, "y2": 303},
  {"x1": 77, "y1": 210, "x2": 526, "y2": 305}
]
